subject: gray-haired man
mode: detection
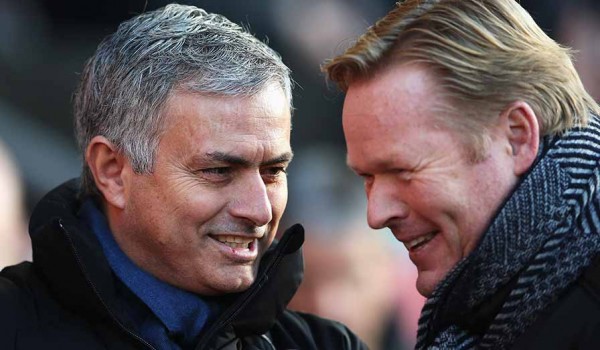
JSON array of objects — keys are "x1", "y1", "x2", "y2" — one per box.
[{"x1": 0, "y1": 4, "x2": 366, "y2": 349}]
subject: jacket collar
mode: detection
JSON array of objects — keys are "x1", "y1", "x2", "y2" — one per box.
[{"x1": 30, "y1": 179, "x2": 118, "y2": 323}]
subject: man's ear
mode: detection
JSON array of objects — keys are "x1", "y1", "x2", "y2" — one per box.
[
  {"x1": 85, "y1": 136, "x2": 128, "y2": 209},
  {"x1": 500, "y1": 101, "x2": 540, "y2": 176}
]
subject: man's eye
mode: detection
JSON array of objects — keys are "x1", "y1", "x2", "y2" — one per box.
[
  {"x1": 395, "y1": 169, "x2": 412, "y2": 181},
  {"x1": 361, "y1": 174, "x2": 374, "y2": 188},
  {"x1": 199, "y1": 167, "x2": 231, "y2": 176},
  {"x1": 261, "y1": 167, "x2": 287, "y2": 178}
]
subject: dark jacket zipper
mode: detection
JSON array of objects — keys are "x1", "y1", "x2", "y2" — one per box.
[
  {"x1": 195, "y1": 232, "x2": 296, "y2": 350},
  {"x1": 58, "y1": 219, "x2": 157, "y2": 350}
]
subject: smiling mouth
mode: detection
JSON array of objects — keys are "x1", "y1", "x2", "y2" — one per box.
[
  {"x1": 404, "y1": 231, "x2": 438, "y2": 251},
  {"x1": 211, "y1": 235, "x2": 254, "y2": 249}
]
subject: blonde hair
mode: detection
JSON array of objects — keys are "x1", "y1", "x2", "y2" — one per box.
[{"x1": 324, "y1": 0, "x2": 600, "y2": 156}]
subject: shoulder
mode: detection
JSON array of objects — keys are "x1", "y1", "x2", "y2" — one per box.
[
  {"x1": 0, "y1": 262, "x2": 44, "y2": 316},
  {"x1": 0, "y1": 262, "x2": 68, "y2": 329},
  {"x1": 0, "y1": 261, "x2": 37, "y2": 307},
  {"x1": 0, "y1": 262, "x2": 39, "y2": 346},
  {"x1": 0, "y1": 262, "x2": 107, "y2": 348},
  {"x1": 269, "y1": 309, "x2": 368, "y2": 350},
  {"x1": 580, "y1": 255, "x2": 600, "y2": 303}
]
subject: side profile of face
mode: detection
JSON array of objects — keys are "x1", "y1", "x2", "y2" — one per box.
[
  {"x1": 111, "y1": 83, "x2": 292, "y2": 295},
  {"x1": 343, "y1": 64, "x2": 521, "y2": 297}
]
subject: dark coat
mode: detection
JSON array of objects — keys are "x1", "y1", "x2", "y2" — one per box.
[
  {"x1": 455, "y1": 257, "x2": 600, "y2": 349},
  {"x1": 0, "y1": 180, "x2": 367, "y2": 350},
  {"x1": 511, "y1": 260, "x2": 600, "y2": 349}
]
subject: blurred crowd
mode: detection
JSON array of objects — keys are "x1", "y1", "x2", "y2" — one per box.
[
  {"x1": 0, "y1": 140, "x2": 30, "y2": 268},
  {"x1": 1, "y1": 0, "x2": 598, "y2": 348}
]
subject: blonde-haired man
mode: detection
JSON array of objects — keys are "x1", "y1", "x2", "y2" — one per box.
[{"x1": 325, "y1": 0, "x2": 600, "y2": 348}]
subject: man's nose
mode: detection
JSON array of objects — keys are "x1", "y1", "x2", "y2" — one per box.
[
  {"x1": 230, "y1": 172, "x2": 273, "y2": 227},
  {"x1": 366, "y1": 177, "x2": 410, "y2": 229}
]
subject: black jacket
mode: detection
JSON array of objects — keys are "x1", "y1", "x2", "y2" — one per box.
[
  {"x1": 511, "y1": 259, "x2": 600, "y2": 349},
  {"x1": 457, "y1": 258, "x2": 600, "y2": 349},
  {"x1": 0, "y1": 180, "x2": 367, "y2": 350}
]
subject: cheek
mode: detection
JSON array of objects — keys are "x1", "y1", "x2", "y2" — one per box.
[
  {"x1": 409, "y1": 179, "x2": 472, "y2": 241},
  {"x1": 127, "y1": 184, "x2": 165, "y2": 227},
  {"x1": 407, "y1": 180, "x2": 451, "y2": 211},
  {"x1": 179, "y1": 187, "x2": 230, "y2": 218}
]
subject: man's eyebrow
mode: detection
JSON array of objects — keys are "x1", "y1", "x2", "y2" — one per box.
[
  {"x1": 205, "y1": 151, "x2": 294, "y2": 166},
  {"x1": 263, "y1": 152, "x2": 294, "y2": 166},
  {"x1": 346, "y1": 154, "x2": 393, "y2": 174}
]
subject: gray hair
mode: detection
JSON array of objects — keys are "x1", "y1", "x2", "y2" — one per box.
[{"x1": 74, "y1": 4, "x2": 292, "y2": 197}]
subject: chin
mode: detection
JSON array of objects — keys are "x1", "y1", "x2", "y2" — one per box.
[
  {"x1": 215, "y1": 268, "x2": 259, "y2": 294},
  {"x1": 416, "y1": 275, "x2": 438, "y2": 297},
  {"x1": 218, "y1": 277, "x2": 256, "y2": 294},
  {"x1": 416, "y1": 284, "x2": 433, "y2": 298},
  {"x1": 181, "y1": 265, "x2": 260, "y2": 295}
]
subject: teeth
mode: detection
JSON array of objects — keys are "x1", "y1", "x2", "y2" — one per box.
[
  {"x1": 405, "y1": 232, "x2": 437, "y2": 250},
  {"x1": 223, "y1": 242, "x2": 249, "y2": 249},
  {"x1": 215, "y1": 235, "x2": 253, "y2": 249}
]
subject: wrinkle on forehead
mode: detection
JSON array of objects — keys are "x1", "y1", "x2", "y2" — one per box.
[{"x1": 162, "y1": 88, "x2": 290, "y2": 139}]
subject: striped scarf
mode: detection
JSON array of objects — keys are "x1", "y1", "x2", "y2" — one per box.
[{"x1": 416, "y1": 115, "x2": 600, "y2": 349}]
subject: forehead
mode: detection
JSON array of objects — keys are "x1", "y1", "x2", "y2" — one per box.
[
  {"x1": 342, "y1": 64, "x2": 456, "y2": 168},
  {"x1": 157, "y1": 85, "x2": 291, "y2": 159},
  {"x1": 164, "y1": 83, "x2": 290, "y2": 125},
  {"x1": 346, "y1": 63, "x2": 443, "y2": 115},
  {"x1": 343, "y1": 64, "x2": 444, "y2": 138}
]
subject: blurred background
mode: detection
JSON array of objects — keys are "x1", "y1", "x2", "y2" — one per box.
[{"x1": 1, "y1": 0, "x2": 598, "y2": 348}]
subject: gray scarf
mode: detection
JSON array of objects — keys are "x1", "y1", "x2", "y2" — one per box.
[{"x1": 416, "y1": 115, "x2": 600, "y2": 349}]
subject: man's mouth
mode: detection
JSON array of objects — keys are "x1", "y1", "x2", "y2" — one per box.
[
  {"x1": 404, "y1": 231, "x2": 438, "y2": 251},
  {"x1": 212, "y1": 235, "x2": 254, "y2": 249}
]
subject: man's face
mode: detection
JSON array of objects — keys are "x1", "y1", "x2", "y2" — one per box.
[
  {"x1": 343, "y1": 64, "x2": 518, "y2": 297},
  {"x1": 115, "y1": 84, "x2": 292, "y2": 295}
]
